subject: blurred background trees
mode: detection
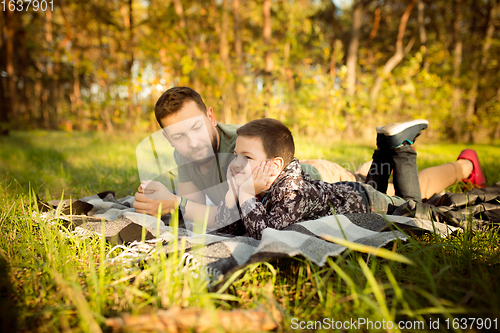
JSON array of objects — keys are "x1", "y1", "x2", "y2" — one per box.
[{"x1": 0, "y1": 0, "x2": 499, "y2": 142}]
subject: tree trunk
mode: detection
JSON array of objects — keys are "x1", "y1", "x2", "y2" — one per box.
[
  {"x1": 129, "y1": 0, "x2": 136, "y2": 130},
  {"x1": 173, "y1": 0, "x2": 186, "y2": 29},
  {"x1": 173, "y1": 0, "x2": 195, "y2": 84},
  {"x1": 329, "y1": 2, "x2": 342, "y2": 79},
  {"x1": 417, "y1": 0, "x2": 428, "y2": 70},
  {"x1": 283, "y1": 41, "x2": 297, "y2": 131},
  {"x1": 233, "y1": 0, "x2": 246, "y2": 123},
  {"x1": 73, "y1": 55, "x2": 86, "y2": 130},
  {"x1": 219, "y1": 0, "x2": 231, "y2": 124},
  {"x1": 0, "y1": 64, "x2": 8, "y2": 136},
  {"x1": 5, "y1": 7, "x2": 15, "y2": 132},
  {"x1": 465, "y1": 0, "x2": 499, "y2": 143},
  {"x1": 44, "y1": 9, "x2": 57, "y2": 129},
  {"x1": 366, "y1": 7, "x2": 380, "y2": 74},
  {"x1": 466, "y1": 62, "x2": 479, "y2": 143},
  {"x1": 263, "y1": 0, "x2": 272, "y2": 117},
  {"x1": 52, "y1": 56, "x2": 61, "y2": 129},
  {"x1": 15, "y1": 13, "x2": 29, "y2": 124},
  {"x1": 122, "y1": 0, "x2": 134, "y2": 131},
  {"x1": 346, "y1": 1, "x2": 364, "y2": 97},
  {"x1": 344, "y1": 0, "x2": 366, "y2": 137},
  {"x1": 0, "y1": 11, "x2": 7, "y2": 134},
  {"x1": 493, "y1": 87, "x2": 500, "y2": 141},
  {"x1": 57, "y1": 1, "x2": 83, "y2": 130},
  {"x1": 450, "y1": 0, "x2": 463, "y2": 140},
  {"x1": 96, "y1": 20, "x2": 113, "y2": 133},
  {"x1": 370, "y1": 0, "x2": 416, "y2": 106},
  {"x1": 34, "y1": 74, "x2": 42, "y2": 125}
]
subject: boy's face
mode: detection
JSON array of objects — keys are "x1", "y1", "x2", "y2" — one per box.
[{"x1": 230, "y1": 136, "x2": 269, "y2": 186}]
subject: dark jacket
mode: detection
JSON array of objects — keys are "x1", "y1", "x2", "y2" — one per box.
[{"x1": 215, "y1": 158, "x2": 366, "y2": 239}]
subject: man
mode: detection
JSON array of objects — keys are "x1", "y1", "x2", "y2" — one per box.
[{"x1": 133, "y1": 87, "x2": 239, "y2": 228}]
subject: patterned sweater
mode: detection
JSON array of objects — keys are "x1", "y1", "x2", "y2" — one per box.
[{"x1": 214, "y1": 158, "x2": 367, "y2": 239}]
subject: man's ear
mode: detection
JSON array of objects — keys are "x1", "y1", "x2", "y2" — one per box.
[
  {"x1": 162, "y1": 130, "x2": 174, "y2": 147},
  {"x1": 206, "y1": 107, "x2": 217, "y2": 127},
  {"x1": 270, "y1": 157, "x2": 284, "y2": 176}
]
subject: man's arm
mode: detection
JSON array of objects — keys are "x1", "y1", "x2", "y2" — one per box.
[
  {"x1": 133, "y1": 180, "x2": 217, "y2": 228},
  {"x1": 177, "y1": 181, "x2": 205, "y2": 204},
  {"x1": 177, "y1": 181, "x2": 217, "y2": 228}
]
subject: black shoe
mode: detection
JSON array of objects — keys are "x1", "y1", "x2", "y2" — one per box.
[{"x1": 376, "y1": 119, "x2": 428, "y2": 148}]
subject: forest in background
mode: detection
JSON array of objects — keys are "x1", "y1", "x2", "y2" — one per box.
[{"x1": 0, "y1": 0, "x2": 499, "y2": 142}]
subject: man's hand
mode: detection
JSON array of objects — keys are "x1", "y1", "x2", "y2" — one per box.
[
  {"x1": 133, "y1": 180, "x2": 176, "y2": 216},
  {"x1": 239, "y1": 161, "x2": 273, "y2": 197},
  {"x1": 138, "y1": 180, "x2": 174, "y2": 200}
]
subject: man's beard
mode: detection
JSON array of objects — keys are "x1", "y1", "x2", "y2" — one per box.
[{"x1": 191, "y1": 131, "x2": 218, "y2": 166}]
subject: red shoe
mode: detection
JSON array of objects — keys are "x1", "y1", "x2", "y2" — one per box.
[{"x1": 457, "y1": 149, "x2": 486, "y2": 188}]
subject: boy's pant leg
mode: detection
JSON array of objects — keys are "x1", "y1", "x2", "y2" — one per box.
[
  {"x1": 360, "y1": 183, "x2": 408, "y2": 214},
  {"x1": 391, "y1": 145, "x2": 421, "y2": 202},
  {"x1": 365, "y1": 141, "x2": 393, "y2": 194},
  {"x1": 366, "y1": 141, "x2": 422, "y2": 203}
]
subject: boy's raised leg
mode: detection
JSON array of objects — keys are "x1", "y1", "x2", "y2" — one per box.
[
  {"x1": 366, "y1": 119, "x2": 428, "y2": 202},
  {"x1": 391, "y1": 144, "x2": 421, "y2": 202}
]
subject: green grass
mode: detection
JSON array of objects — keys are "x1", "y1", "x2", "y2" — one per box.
[{"x1": 1, "y1": 131, "x2": 500, "y2": 332}]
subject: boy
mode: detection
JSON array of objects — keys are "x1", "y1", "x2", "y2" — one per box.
[{"x1": 215, "y1": 118, "x2": 428, "y2": 239}]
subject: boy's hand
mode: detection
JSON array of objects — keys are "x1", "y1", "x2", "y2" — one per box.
[{"x1": 239, "y1": 161, "x2": 273, "y2": 196}]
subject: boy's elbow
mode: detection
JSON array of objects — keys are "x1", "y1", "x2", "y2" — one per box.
[
  {"x1": 250, "y1": 231, "x2": 263, "y2": 240},
  {"x1": 246, "y1": 226, "x2": 264, "y2": 240}
]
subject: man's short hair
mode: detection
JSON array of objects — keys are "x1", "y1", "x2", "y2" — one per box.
[
  {"x1": 237, "y1": 118, "x2": 295, "y2": 166},
  {"x1": 155, "y1": 87, "x2": 207, "y2": 127}
]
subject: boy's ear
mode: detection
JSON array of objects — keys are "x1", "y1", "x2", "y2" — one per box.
[{"x1": 270, "y1": 157, "x2": 284, "y2": 176}]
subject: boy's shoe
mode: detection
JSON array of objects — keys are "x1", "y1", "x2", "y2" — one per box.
[
  {"x1": 457, "y1": 149, "x2": 486, "y2": 188},
  {"x1": 376, "y1": 119, "x2": 429, "y2": 148}
]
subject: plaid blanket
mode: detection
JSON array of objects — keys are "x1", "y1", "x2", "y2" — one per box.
[{"x1": 39, "y1": 191, "x2": 457, "y2": 282}]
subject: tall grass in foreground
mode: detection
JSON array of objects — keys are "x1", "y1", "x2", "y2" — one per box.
[
  {"x1": 1, "y1": 131, "x2": 500, "y2": 332},
  {"x1": 0, "y1": 188, "x2": 240, "y2": 332},
  {"x1": 227, "y1": 226, "x2": 500, "y2": 331}
]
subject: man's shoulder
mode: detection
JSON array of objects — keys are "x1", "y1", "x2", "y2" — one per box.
[
  {"x1": 217, "y1": 122, "x2": 241, "y2": 153},
  {"x1": 217, "y1": 122, "x2": 241, "y2": 133}
]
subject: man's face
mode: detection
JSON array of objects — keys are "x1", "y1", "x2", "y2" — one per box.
[
  {"x1": 230, "y1": 136, "x2": 269, "y2": 187},
  {"x1": 161, "y1": 101, "x2": 218, "y2": 165}
]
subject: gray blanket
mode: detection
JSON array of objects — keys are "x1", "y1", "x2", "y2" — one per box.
[
  {"x1": 39, "y1": 191, "x2": 457, "y2": 281},
  {"x1": 395, "y1": 182, "x2": 500, "y2": 229}
]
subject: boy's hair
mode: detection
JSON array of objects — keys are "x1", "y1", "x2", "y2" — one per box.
[
  {"x1": 237, "y1": 118, "x2": 295, "y2": 166},
  {"x1": 155, "y1": 87, "x2": 207, "y2": 127}
]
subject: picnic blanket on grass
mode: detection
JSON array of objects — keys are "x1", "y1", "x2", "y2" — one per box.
[
  {"x1": 395, "y1": 182, "x2": 500, "y2": 229},
  {"x1": 39, "y1": 189, "x2": 484, "y2": 282}
]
